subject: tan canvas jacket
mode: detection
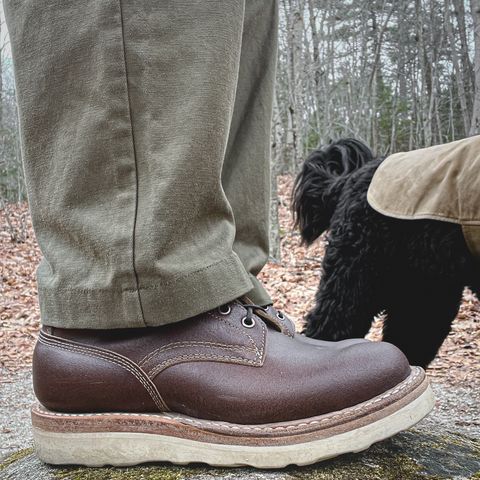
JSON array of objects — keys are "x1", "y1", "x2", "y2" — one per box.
[{"x1": 367, "y1": 136, "x2": 480, "y2": 260}]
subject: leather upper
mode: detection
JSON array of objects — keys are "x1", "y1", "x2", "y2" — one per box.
[{"x1": 33, "y1": 301, "x2": 411, "y2": 424}]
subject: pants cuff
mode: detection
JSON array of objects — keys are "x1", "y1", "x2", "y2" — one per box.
[
  {"x1": 244, "y1": 274, "x2": 273, "y2": 306},
  {"x1": 39, "y1": 252, "x2": 254, "y2": 329}
]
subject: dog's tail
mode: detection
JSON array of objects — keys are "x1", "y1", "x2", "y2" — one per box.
[{"x1": 293, "y1": 138, "x2": 374, "y2": 244}]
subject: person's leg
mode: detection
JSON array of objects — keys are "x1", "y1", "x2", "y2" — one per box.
[
  {"x1": 5, "y1": 0, "x2": 253, "y2": 329},
  {"x1": 223, "y1": 0, "x2": 278, "y2": 306}
]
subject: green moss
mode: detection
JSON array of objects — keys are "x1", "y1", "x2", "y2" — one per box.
[
  {"x1": 0, "y1": 447, "x2": 35, "y2": 471},
  {"x1": 53, "y1": 464, "x2": 217, "y2": 480},
  {"x1": 287, "y1": 452, "x2": 439, "y2": 480},
  {"x1": 432, "y1": 432, "x2": 479, "y2": 450},
  {"x1": 287, "y1": 430, "x2": 479, "y2": 480}
]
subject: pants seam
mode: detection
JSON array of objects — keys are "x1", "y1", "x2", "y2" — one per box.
[{"x1": 117, "y1": 0, "x2": 146, "y2": 325}]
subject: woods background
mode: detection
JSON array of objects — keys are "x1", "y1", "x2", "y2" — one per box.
[{"x1": 1, "y1": 0, "x2": 480, "y2": 252}]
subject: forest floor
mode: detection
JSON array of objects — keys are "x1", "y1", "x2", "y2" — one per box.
[{"x1": 1, "y1": 175, "x2": 479, "y2": 384}]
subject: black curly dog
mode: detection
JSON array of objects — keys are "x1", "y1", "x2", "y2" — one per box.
[{"x1": 293, "y1": 138, "x2": 479, "y2": 367}]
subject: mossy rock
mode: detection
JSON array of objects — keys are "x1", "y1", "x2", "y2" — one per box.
[{"x1": 0, "y1": 429, "x2": 478, "y2": 480}]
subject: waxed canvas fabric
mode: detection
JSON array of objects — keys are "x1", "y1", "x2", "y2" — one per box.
[
  {"x1": 367, "y1": 136, "x2": 480, "y2": 260},
  {"x1": 5, "y1": 0, "x2": 277, "y2": 328}
]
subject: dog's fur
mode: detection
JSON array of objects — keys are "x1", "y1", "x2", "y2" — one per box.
[{"x1": 293, "y1": 138, "x2": 479, "y2": 367}]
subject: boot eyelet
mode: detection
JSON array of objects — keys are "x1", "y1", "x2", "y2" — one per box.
[
  {"x1": 241, "y1": 316, "x2": 256, "y2": 328},
  {"x1": 276, "y1": 312, "x2": 285, "y2": 320},
  {"x1": 218, "y1": 305, "x2": 231, "y2": 315}
]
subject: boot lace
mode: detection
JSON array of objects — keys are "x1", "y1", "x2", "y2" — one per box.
[{"x1": 217, "y1": 303, "x2": 267, "y2": 329}]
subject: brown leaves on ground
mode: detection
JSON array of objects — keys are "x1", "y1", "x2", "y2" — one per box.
[
  {"x1": 1, "y1": 175, "x2": 479, "y2": 386},
  {"x1": 1, "y1": 203, "x2": 41, "y2": 373}
]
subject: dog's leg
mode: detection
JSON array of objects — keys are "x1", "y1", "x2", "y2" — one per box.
[
  {"x1": 382, "y1": 281, "x2": 464, "y2": 368},
  {"x1": 304, "y1": 246, "x2": 386, "y2": 341}
]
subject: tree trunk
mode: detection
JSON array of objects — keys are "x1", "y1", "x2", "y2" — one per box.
[
  {"x1": 453, "y1": 0, "x2": 474, "y2": 110},
  {"x1": 470, "y1": 0, "x2": 480, "y2": 135},
  {"x1": 269, "y1": 95, "x2": 282, "y2": 260},
  {"x1": 0, "y1": 20, "x2": 3, "y2": 128},
  {"x1": 445, "y1": 0, "x2": 471, "y2": 135}
]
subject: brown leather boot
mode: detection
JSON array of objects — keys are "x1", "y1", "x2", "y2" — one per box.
[{"x1": 31, "y1": 300, "x2": 434, "y2": 468}]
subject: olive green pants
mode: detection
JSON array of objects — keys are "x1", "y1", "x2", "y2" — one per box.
[{"x1": 5, "y1": 0, "x2": 277, "y2": 328}]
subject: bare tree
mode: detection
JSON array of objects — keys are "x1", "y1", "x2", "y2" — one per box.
[
  {"x1": 446, "y1": 0, "x2": 470, "y2": 135},
  {"x1": 470, "y1": 0, "x2": 480, "y2": 135}
]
